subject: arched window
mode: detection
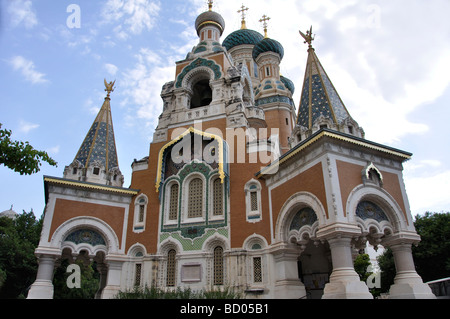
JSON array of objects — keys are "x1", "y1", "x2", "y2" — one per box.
[
  {"x1": 244, "y1": 180, "x2": 262, "y2": 222},
  {"x1": 134, "y1": 195, "x2": 148, "y2": 232},
  {"x1": 188, "y1": 178, "x2": 203, "y2": 218},
  {"x1": 169, "y1": 183, "x2": 179, "y2": 221},
  {"x1": 213, "y1": 246, "x2": 224, "y2": 285},
  {"x1": 212, "y1": 177, "x2": 223, "y2": 216},
  {"x1": 166, "y1": 249, "x2": 177, "y2": 287},
  {"x1": 191, "y1": 79, "x2": 212, "y2": 108}
]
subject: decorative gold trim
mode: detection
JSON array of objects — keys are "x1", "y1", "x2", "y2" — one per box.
[
  {"x1": 257, "y1": 131, "x2": 411, "y2": 178},
  {"x1": 155, "y1": 127, "x2": 226, "y2": 192},
  {"x1": 197, "y1": 20, "x2": 223, "y2": 32},
  {"x1": 44, "y1": 177, "x2": 138, "y2": 195}
]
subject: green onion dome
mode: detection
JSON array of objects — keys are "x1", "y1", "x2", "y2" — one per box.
[
  {"x1": 280, "y1": 75, "x2": 295, "y2": 94},
  {"x1": 252, "y1": 37, "x2": 284, "y2": 61},
  {"x1": 222, "y1": 29, "x2": 264, "y2": 51}
]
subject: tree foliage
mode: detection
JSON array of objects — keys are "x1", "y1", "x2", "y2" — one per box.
[
  {"x1": 377, "y1": 211, "x2": 450, "y2": 291},
  {"x1": 412, "y1": 212, "x2": 450, "y2": 282},
  {"x1": 0, "y1": 123, "x2": 57, "y2": 175},
  {"x1": 0, "y1": 211, "x2": 43, "y2": 298}
]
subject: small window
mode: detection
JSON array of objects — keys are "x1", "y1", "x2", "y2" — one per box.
[
  {"x1": 285, "y1": 118, "x2": 289, "y2": 125},
  {"x1": 72, "y1": 167, "x2": 77, "y2": 174},
  {"x1": 245, "y1": 180, "x2": 262, "y2": 222},
  {"x1": 253, "y1": 257, "x2": 262, "y2": 283},
  {"x1": 250, "y1": 192, "x2": 258, "y2": 211},
  {"x1": 135, "y1": 263, "x2": 142, "y2": 286},
  {"x1": 212, "y1": 178, "x2": 223, "y2": 216},
  {"x1": 320, "y1": 124, "x2": 327, "y2": 130},
  {"x1": 93, "y1": 167, "x2": 100, "y2": 175},
  {"x1": 348, "y1": 126, "x2": 353, "y2": 134},
  {"x1": 213, "y1": 246, "x2": 224, "y2": 285},
  {"x1": 138, "y1": 205, "x2": 145, "y2": 223},
  {"x1": 134, "y1": 195, "x2": 148, "y2": 231},
  {"x1": 169, "y1": 184, "x2": 179, "y2": 221},
  {"x1": 265, "y1": 67, "x2": 271, "y2": 77},
  {"x1": 166, "y1": 250, "x2": 176, "y2": 287}
]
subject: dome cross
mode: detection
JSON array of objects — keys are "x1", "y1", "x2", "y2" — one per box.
[
  {"x1": 237, "y1": 4, "x2": 249, "y2": 29},
  {"x1": 259, "y1": 14, "x2": 271, "y2": 38}
]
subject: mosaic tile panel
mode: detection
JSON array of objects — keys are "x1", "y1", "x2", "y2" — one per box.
[
  {"x1": 289, "y1": 207, "x2": 317, "y2": 231},
  {"x1": 356, "y1": 201, "x2": 389, "y2": 222}
]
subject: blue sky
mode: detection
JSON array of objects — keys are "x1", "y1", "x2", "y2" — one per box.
[{"x1": 1, "y1": 0, "x2": 449, "y2": 218}]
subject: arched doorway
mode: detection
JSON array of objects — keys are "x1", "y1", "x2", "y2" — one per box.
[
  {"x1": 53, "y1": 228, "x2": 109, "y2": 299},
  {"x1": 287, "y1": 206, "x2": 332, "y2": 299}
]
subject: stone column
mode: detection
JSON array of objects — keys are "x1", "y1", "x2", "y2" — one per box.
[
  {"x1": 271, "y1": 243, "x2": 306, "y2": 299},
  {"x1": 322, "y1": 237, "x2": 372, "y2": 299},
  {"x1": 27, "y1": 254, "x2": 58, "y2": 299},
  {"x1": 388, "y1": 242, "x2": 435, "y2": 299},
  {"x1": 101, "y1": 255, "x2": 126, "y2": 299}
]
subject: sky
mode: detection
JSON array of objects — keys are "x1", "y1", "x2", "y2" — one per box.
[{"x1": 0, "y1": 0, "x2": 449, "y2": 219}]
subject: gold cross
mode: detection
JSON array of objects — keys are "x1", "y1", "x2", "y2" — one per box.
[
  {"x1": 208, "y1": 0, "x2": 213, "y2": 11},
  {"x1": 259, "y1": 14, "x2": 271, "y2": 38},
  {"x1": 237, "y1": 4, "x2": 249, "y2": 29}
]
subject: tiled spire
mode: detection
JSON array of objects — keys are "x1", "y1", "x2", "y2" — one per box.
[
  {"x1": 64, "y1": 80, "x2": 123, "y2": 186},
  {"x1": 296, "y1": 27, "x2": 364, "y2": 139}
]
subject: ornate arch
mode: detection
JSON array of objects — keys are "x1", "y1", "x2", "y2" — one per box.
[
  {"x1": 275, "y1": 191, "x2": 327, "y2": 243},
  {"x1": 51, "y1": 216, "x2": 120, "y2": 255},
  {"x1": 176, "y1": 58, "x2": 222, "y2": 88},
  {"x1": 346, "y1": 184, "x2": 408, "y2": 232}
]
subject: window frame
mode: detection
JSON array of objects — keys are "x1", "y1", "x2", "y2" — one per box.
[
  {"x1": 133, "y1": 194, "x2": 148, "y2": 232},
  {"x1": 244, "y1": 179, "x2": 262, "y2": 223},
  {"x1": 209, "y1": 175, "x2": 225, "y2": 221},
  {"x1": 181, "y1": 173, "x2": 207, "y2": 224}
]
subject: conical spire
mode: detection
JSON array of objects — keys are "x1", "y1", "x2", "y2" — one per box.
[
  {"x1": 64, "y1": 80, "x2": 124, "y2": 187},
  {"x1": 296, "y1": 27, "x2": 363, "y2": 138}
]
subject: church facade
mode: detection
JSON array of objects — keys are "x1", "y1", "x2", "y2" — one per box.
[{"x1": 28, "y1": 4, "x2": 435, "y2": 299}]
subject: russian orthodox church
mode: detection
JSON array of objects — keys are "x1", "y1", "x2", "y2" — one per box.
[{"x1": 28, "y1": 2, "x2": 435, "y2": 299}]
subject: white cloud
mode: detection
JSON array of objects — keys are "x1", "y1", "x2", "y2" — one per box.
[
  {"x1": 46, "y1": 145, "x2": 60, "y2": 155},
  {"x1": 105, "y1": 63, "x2": 119, "y2": 76},
  {"x1": 18, "y1": 120, "x2": 39, "y2": 134},
  {"x1": 9, "y1": 56, "x2": 49, "y2": 85},
  {"x1": 120, "y1": 48, "x2": 175, "y2": 136},
  {"x1": 7, "y1": 0, "x2": 38, "y2": 29},
  {"x1": 102, "y1": 0, "x2": 162, "y2": 39}
]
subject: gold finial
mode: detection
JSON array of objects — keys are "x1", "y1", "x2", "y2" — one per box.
[
  {"x1": 208, "y1": 0, "x2": 213, "y2": 11},
  {"x1": 299, "y1": 26, "x2": 315, "y2": 49},
  {"x1": 259, "y1": 14, "x2": 271, "y2": 38},
  {"x1": 104, "y1": 79, "x2": 116, "y2": 98},
  {"x1": 237, "y1": 4, "x2": 249, "y2": 29}
]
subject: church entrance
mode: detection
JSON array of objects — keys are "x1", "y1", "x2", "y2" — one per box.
[
  {"x1": 297, "y1": 240, "x2": 332, "y2": 299},
  {"x1": 52, "y1": 247, "x2": 107, "y2": 299}
]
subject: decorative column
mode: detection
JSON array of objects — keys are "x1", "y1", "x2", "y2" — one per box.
[
  {"x1": 27, "y1": 252, "x2": 59, "y2": 299},
  {"x1": 271, "y1": 243, "x2": 306, "y2": 299},
  {"x1": 322, "y1": 237, "x2": 373, "y2": 299},
  {"x1": 388, "y1": 241, "x2": 435, "y2": 299}
]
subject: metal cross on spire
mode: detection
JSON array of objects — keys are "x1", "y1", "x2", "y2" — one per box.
[
  {"x1": 208, "y1": 0, "x2": 213, "y2": 11},
  {"x1": 237, "y1": 4, "x2": 249, "y2": 29},
  {"x1": 259, "y1": 14, "x2": 271, "y2": 38}
]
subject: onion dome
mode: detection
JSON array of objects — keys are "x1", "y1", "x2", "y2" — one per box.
[
  {"x1": 195, "y1": 10, "x2": 226, "y2": 36},
  {"x1": 222, "y1": 29, "x2": 264, "y2": 51},
  {"x1": 0, "y1": 206, "x2": 18, "y2": 219},
  {"x1": 252, "y1": 37, "x2": 284, "y2": 61},
  {"x1": 280, "y1": 75, "x2": 295, "y2": 94}
]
